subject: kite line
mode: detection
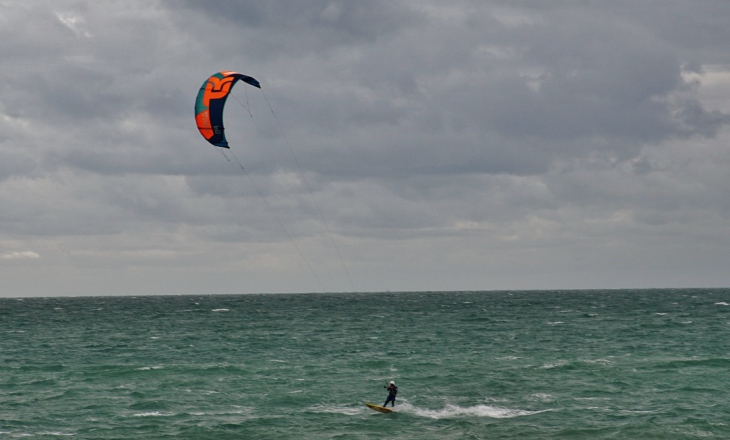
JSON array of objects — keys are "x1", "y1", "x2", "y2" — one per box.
[
  {"x1": 260, "y1": 90, "x2": 356, "y2": 292},
  {"x1": 195, "y1": 70, "x2": 355, "y2": 292}
]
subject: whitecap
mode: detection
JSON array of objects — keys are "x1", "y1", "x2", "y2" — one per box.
[
  {"x1": 584, "y1": 358, "x2": 613, "y2": 365},
  {"x1": 539, "y1": 360, "x2": 568, "y2": 369},
  {"x1": 185, "y1": 389, "x2": 219, "y2": 395},
  {"x1": 715, "y1": 302, "x2": 729, "y2": 306},
  {"x1": 618, "y1": 409, "x2": 655, "y2": 414},
  {"x1": 132, "y1": 411, "x2": 175, "y2": 417},
  {"x1": 212, "y1": 309, "x2": 229, "y2": 312},
  {"x1": 547, "y1": 321, "x2": 564, "y2": 325}
]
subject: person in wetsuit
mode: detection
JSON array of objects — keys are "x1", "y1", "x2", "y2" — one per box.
[{"x1": 383, "y1": 381, "x2": 398, "y2": 407}]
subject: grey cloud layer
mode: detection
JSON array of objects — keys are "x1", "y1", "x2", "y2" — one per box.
[{"x1": 1, "y1": 1, "x2": 729, "y2": 295}]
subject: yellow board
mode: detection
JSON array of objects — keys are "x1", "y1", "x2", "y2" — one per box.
[{"x1": 365, "y1": 403, "x2": 394, "y2": 413}]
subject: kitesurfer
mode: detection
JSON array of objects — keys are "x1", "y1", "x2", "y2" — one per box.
[{"x1": 383, "y1": 381, "x2": 398, "y2": 407}]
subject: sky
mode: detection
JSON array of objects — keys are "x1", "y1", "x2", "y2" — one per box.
[{"x1": 1, "y1": 1, "x2": 730, "y2": 297}]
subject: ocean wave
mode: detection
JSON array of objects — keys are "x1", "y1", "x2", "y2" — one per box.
[
  {"x1": 309, "y1": 404, "x2": 362, "y2": 415},
  {"x1": 132, "y1": 411, "x2": 175, "y2": 417},
  {"x1": 529, "y1": 393, "x2": 556, "y2": 402},
  {"x1": 399, "y1": 402, "x2": 550, "y2": 419},
  {"x1": 652, "y1": 357, "x2": 730, "y2": 369},
  {"x1": 539, "y1": 360, "x2": 570, "y2": 369}
]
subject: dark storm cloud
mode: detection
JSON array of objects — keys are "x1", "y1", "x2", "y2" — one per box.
[
  {"x1": 173, "y1": 0, "x2": 414, "y2": 49},
  {"x1": 165, "y1": 1, "x2": 730, "y2": 182},
  {"x1": 4, "y1": 1, "x2": 727, "y2": 182}
]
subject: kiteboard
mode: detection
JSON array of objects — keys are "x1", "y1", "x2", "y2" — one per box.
[{"x1": 365, "y1": 403, "x2": 394, "y2": 413}]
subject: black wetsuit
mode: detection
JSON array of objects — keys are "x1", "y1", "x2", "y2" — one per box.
[{"x1": 383, "y1": 385, "x2": 398, "y2": 407}]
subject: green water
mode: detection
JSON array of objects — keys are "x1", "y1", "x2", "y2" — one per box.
[{"x1": 1, "y1": 289, "x2": 729, "y2": 438}]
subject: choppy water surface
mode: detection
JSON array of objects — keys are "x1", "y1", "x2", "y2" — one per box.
[{"x1": 2, "y1": 289, "x2": 730, "y2": 439}]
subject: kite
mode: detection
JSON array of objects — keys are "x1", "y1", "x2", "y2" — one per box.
[{"x1": 194, "y1": 71, "x2": 261, "y2": 148}]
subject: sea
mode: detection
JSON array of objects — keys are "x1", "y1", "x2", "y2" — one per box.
[{"x1": 1, "y1": 289, "x2": 729, "y2": 439}]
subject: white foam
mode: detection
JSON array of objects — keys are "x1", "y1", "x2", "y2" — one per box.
[
  {"x1": 584, "y1": 358, "x2": 613, "y2": 365},
  {"x1": 715, "y1": 302, "x2": 729, "y2": 306},
  {"x1": 618, "y1": 409, "x2": 655, "y2": 414},
  {"x1": 539, "y1": 360, "x2": 568, "y2": 369},
  {"x1": 185, "y1": 389, "x2": 219, "y2": 395},
  {"x1": 212, "y1": 309, "x2": 229, "y2": 312},
  {"x1": 132, "y1": 411, "x2": 175, "y2": 417},
  {"x1": 401, "y1": 402, "x2": 549, "y2": 419},
  {"x1": 207, "y1": 406, "x2": 253, "y2": 416}
]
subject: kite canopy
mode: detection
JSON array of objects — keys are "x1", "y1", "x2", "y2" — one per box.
[{"x1": 194, "y1": 71, "x2": 261, "y2": 148}]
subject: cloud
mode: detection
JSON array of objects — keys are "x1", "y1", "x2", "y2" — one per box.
[{"x1": 1, "y1": 251, "x2": 40, "y2": 260}]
